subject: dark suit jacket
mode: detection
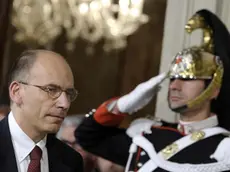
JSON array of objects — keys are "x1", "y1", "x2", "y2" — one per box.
[{"x1": 0, "y1": 117, "x2": 83, "y2": 172}]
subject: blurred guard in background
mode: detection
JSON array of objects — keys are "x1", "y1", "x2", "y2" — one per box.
[{"x1": 57, "y1": 115, "x2": 124, "y2": 172}]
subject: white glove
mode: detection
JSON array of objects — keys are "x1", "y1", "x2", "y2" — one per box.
[{"x1": 117, "y1": 72, "x2": 167, "y2": 114}]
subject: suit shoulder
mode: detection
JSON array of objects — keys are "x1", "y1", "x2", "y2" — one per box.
[
  {"x1": 55, "y1": 137, "x2": 82, "y2": 158},
  {"x1": 52, "y1": 137, "x2": 83, "y2": 171},
  {"x1": 126, "y1": 118, "x2": 178, "y2": 138}
]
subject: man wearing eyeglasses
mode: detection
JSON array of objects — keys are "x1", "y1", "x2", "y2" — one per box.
[{"x1": 0, "y1": 50, "x2": 83, "y2": 172}]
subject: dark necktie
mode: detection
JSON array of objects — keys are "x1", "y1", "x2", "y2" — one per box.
[{"x1": 27, "y1": 146, "x2": 42, "y2": 172}]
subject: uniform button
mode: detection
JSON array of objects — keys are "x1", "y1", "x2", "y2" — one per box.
[
  {"x1": 89, "y1": 111, "x2": 93, "y2": 115},
  {"x1": 92, "y1": 109, "x2": 96, "y2": 112},
  {"x1": 137, "y1": 163, "x2": 142, "y2": 167},
  {"x1": 85, "y1": 114, "x2": 90, "y2": 117},
  {"x1": 140, "y1": 151, "x2": 146, "y2": 156}
]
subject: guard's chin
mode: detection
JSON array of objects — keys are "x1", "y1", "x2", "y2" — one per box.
[
  {"x1": 169, "y1": 103, "x2": 179, "y2": 110},
  {"x1": 169, "y1": 103, "x2": 188, "y2": 113}
]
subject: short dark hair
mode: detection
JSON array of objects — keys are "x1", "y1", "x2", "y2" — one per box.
[{"x1": 8, "y1": 50, "x2": 38, "y2": 86}]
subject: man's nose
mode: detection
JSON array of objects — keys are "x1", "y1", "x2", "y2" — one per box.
[
  {"x1": 56, "y1": 92, "x2": 71, "y2": 110},
  {"x1": 169, "y1": 79, "x2": 182, "y2": 90}
]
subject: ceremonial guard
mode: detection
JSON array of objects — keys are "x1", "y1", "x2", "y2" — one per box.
[{"x1": 75, "y1": 9, "x2": 230, "y2": 172}]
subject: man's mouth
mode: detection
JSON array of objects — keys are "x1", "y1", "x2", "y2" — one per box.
[
  {"x1": 47, "y1": 114, "x2": 65, "y2": 121},
  {"x1": 170, "y1": 96, "x2": 182, "y2": 101}
]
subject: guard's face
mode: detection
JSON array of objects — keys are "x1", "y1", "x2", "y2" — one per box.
[
  {"x1": 168, "y1": 79, "x2": 205, "y2": 110},
  {"x1": 19, "y1": 52, "x2": 75, "y2": 134}
]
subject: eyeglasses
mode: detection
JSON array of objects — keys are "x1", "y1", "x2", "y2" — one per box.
[{"x1": 18, "y1": 81, "x2": 78, "y2": 102}]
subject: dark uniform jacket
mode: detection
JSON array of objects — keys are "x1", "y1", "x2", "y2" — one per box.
[{"x1": 75, "y1": 103, "x2": 230, "y2": 172}]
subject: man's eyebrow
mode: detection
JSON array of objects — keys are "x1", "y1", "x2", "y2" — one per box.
[
  {"x1": 40, "y1": 83, "x2": 62, "y2": 88},
  {"x1": 45, "y1": 84, "x2": 60, "y2": 87},
  {"x1": 43, "y1": 83, "x2": 75, "y2": 89}
]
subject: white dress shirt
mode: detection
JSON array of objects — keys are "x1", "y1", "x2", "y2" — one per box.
[{"x1": 8, "y1": 112, "x2": 49, "y2": 172}]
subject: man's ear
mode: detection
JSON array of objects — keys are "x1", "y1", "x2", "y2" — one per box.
[{"x1": 9, "y1": 81, "x2": 22, "y2": 105}]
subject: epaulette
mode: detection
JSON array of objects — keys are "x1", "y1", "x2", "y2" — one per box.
[{"x1": 126, "y1": 118, "x2": 162, "y2": 138}]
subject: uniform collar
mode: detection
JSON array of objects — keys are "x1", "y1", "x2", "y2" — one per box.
[{"x1": 177, "y1": 115, "x2": 218, "y2": 135}]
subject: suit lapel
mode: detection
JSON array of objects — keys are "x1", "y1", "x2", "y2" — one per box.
[
  {"x1": 0, "y1": 117, "x2": 18, "y2": 172},
  {"x1": 46, "y1": 134, "x2": 72, "y2": 172}
]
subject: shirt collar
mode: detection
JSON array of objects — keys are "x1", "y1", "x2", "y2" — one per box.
[
  {"x1": 8, "y1": 111, "x2": 47, "y2": 163},
  {"x1": 177, "y1": 115, "x2": 219, "y2": 135}
]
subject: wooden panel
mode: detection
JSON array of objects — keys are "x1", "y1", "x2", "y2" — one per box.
[
  {"x1": 119, "y1": 0, "x2": 167, "y2": 125},
  {"x1": 0, "y1": 0, "x2": 13, "y2": 86},
  {"x1": 54, "y1": 36, "x2": 123, "y2": 114}
]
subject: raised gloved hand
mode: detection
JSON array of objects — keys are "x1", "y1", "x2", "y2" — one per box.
[{"x1": 117, "y1": 72, "x2": 167, "y2": 114}]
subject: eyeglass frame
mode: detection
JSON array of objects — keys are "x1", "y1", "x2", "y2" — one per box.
[{"x1": 18, "y1": 81, "x2": 78, "y2": 102}]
